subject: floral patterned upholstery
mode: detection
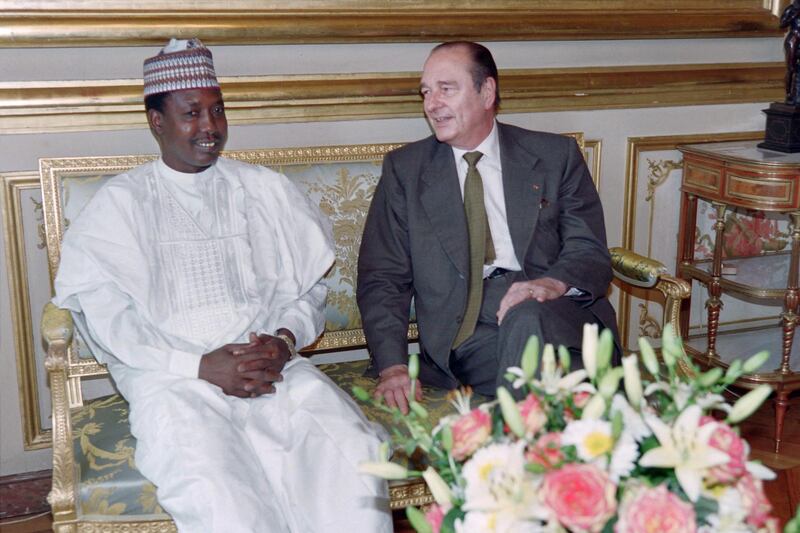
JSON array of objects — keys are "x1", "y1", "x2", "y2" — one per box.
[{"x1": 68, "y1": 360, "x2": 484, "y2": 519}]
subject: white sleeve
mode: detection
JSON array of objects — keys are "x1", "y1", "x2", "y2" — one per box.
[
  {"x1": 253, "y1": 280, "x2": 328, "y2": 350},
  {"x1": 69, "y1": 283, "x2": 202, "y2": 378}
]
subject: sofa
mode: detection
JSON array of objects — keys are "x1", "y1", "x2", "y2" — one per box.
[{"x1": 39, "y1": 139, "x2": 690, "y2": 532}]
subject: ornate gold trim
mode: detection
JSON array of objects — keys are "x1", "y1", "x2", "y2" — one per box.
[
  {"x1": 0, "y1": 2, "x2": 783, "y2": 47},
  {"x1": 75, "y1": 521, "x2": 176, "y2": 532},
  {"x1": 1, "y1": 172, "x2": 51, "y2": 450},
  {"x1": 388, "y1": 479, "x2": 434, "y2": 510},
  {"x1": 1, "y1": 63, "x2": 783, "y2": 134},
  {"x1": 585, "y1": 139, "x2": 602, "y2": 189},
  {"x1": 619, "y1": 131, "x2": 763, "y2": 344}
]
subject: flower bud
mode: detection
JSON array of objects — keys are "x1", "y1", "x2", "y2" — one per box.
[
  {"x1": 638, "y1": 337, "x2": 660, "y2": 377},
  {"x1": 542, "y1": 344, "x2": 556, "y2": 377},
  {"x1": 597, "y1": 329, "x2": 614, "y2": 372},
  {"x1": 697, "y1": 367, "x2": 723, "y2": 388},
  {"x1": 358, "y1": 461, "x2": 409, "y2": 480},
  {"x1": 440, "y1": 424, "x2": 453, "y2": 452},
  {"x1": 422, "y1": 467, "x2": 453, "y2": 505},
  {"x1": 622, "y1": 354, "x2": 643, "y2": 408},
  {"x1": 742, "y1": 350, "x2": 770, "y2": 374},
  {"x1": 408, "y1": 353, "x2": 420, "y2": 380},
  {"x1": 727, "y1": 385, "x2": 772, "y2": 425},
  {"x1": 661, "y1": 323, "x2": 682, "y2": 368},
  {"x1": 582, "y1": 323, "x2": 599, "y2": 379},
  {"x1": 522, "y1": 335, "x2": 540, "y2": 380},
  {"x1": 351, "y1": 386, "x2": 370, "y2": 402},
  {"x1": 558, "y1": 345, "x2": 571, "y2": 372},
  {"x1": 598, "y1": 367, "x2": 623, "y2": 399},
  {"x1": 409, "y1": 400, "x2": 429, "y2": 419},
  {"x1": 581, "y1": 393, "x2": 606, "y2": 420},
  {"x1": 725, "y1": 359, "x2": 743, "y2": 382},
  {"x1": 497, "y1": 387, "x2": 526, "y2": 437}
]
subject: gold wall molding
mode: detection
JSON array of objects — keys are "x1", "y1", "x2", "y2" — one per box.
[
  {"x1": 0, "y1": 63, "x2": 783, "y2": 134},
  {"x1": 1, "y1": 172, "x2": 51, "y2": 450},
  {"x1": 617, "y1": 131, "x2": 763, "y2": 345},
  {"x1": 0, "y1": 1, "x2": 784, "y2": 47}
]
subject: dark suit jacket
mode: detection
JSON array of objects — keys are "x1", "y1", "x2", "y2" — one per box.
[{"x1": 357, "y1": 122, "x2": 617, "y2": 378}]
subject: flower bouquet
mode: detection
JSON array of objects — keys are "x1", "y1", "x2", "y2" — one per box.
[{"x1": 356, "y1": 324, "x2": 785, "y2": 533}]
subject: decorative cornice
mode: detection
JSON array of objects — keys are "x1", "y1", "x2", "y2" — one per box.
[
  {"x1": 0, "y1": 63, "x2": 783, "y2": 134},
  {"x1": 0, "y1": 3, "x2": 784, "y2": 47}
]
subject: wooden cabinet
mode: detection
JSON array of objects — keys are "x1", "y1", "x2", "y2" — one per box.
[{"x1": 677, "y1": 140, "x2": 799, "y2": 452}]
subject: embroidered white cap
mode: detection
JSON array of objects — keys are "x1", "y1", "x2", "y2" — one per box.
[{"x1": 143, "y1": 38, "x2": 220, "y2": 97}]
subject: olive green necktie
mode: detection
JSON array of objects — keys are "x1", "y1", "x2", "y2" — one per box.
[{"x1": 452, "y1": 151, "x2": 495, "y2": 349}]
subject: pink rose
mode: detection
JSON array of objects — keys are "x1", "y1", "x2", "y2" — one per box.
[
  {"x1": 700, "y1": 417, "x2": 746, "y2": 484},
  {"x1": 518, "y1": 393, "x2": 547, "y2": 436},
  {"x1": 526, "y1": 432, "x2": 564, "y2": 470},
  {"x1": 541, "y1": 463, "x2": 617, "y2": 532},
  {"x1": 425, "y1": 503, "x2": 446, "y2": 533},
  {"x1": 450, "y1": 408, "x2": 492, "y2": 461},
  {"x1": 615, "y1": 484, "x2": 696, "y2": 533},
  {"x1": 737, "y1": 473, "x2": 773, "y2": 528}
]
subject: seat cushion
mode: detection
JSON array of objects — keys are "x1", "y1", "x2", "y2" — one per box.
[
  {"x1": 70, "y1": 359, "x2": 483, "y2": 518},
  {"x1": 71, "y1": 394, "x2": 168, "y2": 520}
]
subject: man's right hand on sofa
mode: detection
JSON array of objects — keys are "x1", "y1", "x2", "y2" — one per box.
[
  {"x1": 374, "y1": 364, "x2": 423, "y2": 415},
  {"x1": 199, "y1": 344, "x2": 282, "y2": 398}
]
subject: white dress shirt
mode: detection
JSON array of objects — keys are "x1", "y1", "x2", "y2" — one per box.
[{"x1": 451, "y1": 122, "x2": 522, "y2": 278}]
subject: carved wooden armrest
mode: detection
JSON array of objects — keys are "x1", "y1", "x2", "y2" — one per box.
[
  {"x1": 42, "y1": 302, "x2": 74, "y2": 349},
  {"x1": 41, "y1": 302, "x2": 78, "y2": 524},
  {"x1": 609, "y1": 246, "x2": 690, "y2": 300}
]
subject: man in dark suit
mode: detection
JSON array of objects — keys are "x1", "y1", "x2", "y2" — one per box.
[{"x1": 357, "y1": 41, "x2": 618, "y2": 413}]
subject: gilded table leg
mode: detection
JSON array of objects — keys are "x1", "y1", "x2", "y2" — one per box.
[
  {"x1": 706, "y1": 202, "x2": 727, "y2": 360},
  {"x1": 780, "y1": 212, "x2": 800, "y2": 375},
  {"x1": 677, "y1": 192, "x2": 698, "y2": 337},
  {"x1": 774, "y1": 386, "x2": 790, "y2": 453}
]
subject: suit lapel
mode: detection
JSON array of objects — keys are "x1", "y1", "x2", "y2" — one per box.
[
  {"x1": 420, "y1": 142, "x2": 469, "y2": 276},
  {"x1": 499, "y1": 125, "x2": 543, "y2": 267}
]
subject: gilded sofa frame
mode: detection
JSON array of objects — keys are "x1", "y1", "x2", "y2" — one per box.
[{"x1": 40, "y1": 142, "x2": 690, "y2": 532}]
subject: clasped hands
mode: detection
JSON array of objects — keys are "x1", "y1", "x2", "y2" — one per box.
[
  {"x1": 198, "y1": 331, "x2": 294, "y2": 398},
  {"x1": 375, "y1": 277, "x2": 567, "y2": 413}
]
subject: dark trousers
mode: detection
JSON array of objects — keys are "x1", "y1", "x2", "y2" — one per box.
[{"x1": 417, "y1": 271, "x2": 602, "y2": 397}]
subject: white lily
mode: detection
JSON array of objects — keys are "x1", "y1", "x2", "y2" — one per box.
[
  {"x1": 581, "y1": 323, "x2": 599, "y2": 379},
  {"x1": 358, "y1": 461, "x2": 409, "y2": 480},
  {"x1": 638, "y1": 404, "x2": 730, "y2": 502},
  {"x1": 507, "y1": 359, "x2": 591, "y2": 398},
  {"x1": 422, "y1": 467, "x2": 454, "y2": 505}
]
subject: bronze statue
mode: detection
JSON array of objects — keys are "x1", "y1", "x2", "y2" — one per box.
[{"x1": 782, "y1": 0, "x2": 800, "y2": 104}]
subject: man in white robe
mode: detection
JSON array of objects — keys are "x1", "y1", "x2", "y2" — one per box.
[{"x1": 52, "y1": 38, "x2": 391, "y2": 533}]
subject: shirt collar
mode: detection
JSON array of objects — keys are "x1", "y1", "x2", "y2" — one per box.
[
  {"x1": 156, "y1": 157, "x2": 217, "y2": 183},
  {"x1": 451, "y1": 121, "x2": 500, "y2": 166}
]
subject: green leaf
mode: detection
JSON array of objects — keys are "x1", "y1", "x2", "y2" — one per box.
[
  {"x1": 693, "y1": 494, "x2": 719, "y2": 524},
  {"x1": 440, "y1": 507, "x2": 466, "y2": 533},
  {"x1": 405, "y1": 506, "x2": 433, "y2": 533},
  {"x1": 525, "y1": 462, "x2": 546, "y2": 474}
]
